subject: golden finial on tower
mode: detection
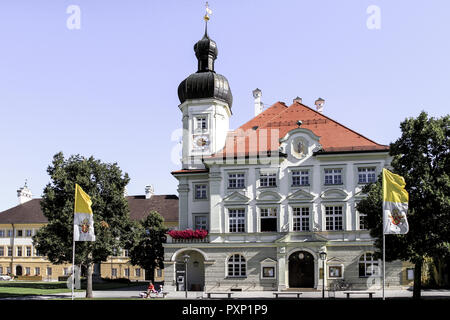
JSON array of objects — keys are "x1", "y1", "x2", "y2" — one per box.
[{"x1": 204, "y1": 2, "x2": 212, "y2": 21}]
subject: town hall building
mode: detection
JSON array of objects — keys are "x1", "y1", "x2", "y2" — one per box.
[{"x1": 162, "y1": 22, "x2": 414, "y2": 292}]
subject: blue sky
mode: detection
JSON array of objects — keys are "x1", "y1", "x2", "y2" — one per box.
[{"x1": 0, "y1": 0, "x2": 449, "y2": 211}]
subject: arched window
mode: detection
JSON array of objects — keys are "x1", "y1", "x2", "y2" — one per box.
[
  {"x1": 359, "y1": 252, "x2": 379, "y2": 277},
  {"x1": 227, "y1": 254, "x2": 246, "y2": 277}
]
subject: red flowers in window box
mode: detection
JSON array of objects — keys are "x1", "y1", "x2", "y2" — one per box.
[{"x1": 167, "y1": 229, "x2": 208, "y2": 239}]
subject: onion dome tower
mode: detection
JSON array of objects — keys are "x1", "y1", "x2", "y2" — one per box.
[
  {"x1": 178, "y1": 6, "x2": 233, "y2": 169},
  {"x1": 177, "y1": 20, "x2": 233, "y2": 108}
]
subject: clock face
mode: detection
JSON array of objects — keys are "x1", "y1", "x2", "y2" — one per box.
[{"x1": 194, "y1": 136, "x2": 210, "y2": 148}]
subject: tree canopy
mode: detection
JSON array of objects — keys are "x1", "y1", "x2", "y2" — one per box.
[
  {"x1": 127, "y1": 210, "x2": 167, "y2": 282},
  {"x1": 357, "y1": 111, "x2": 450, "y2": 298},
  {"x1": 33, "y1": 152, "x2": 137, "y2": 296}
]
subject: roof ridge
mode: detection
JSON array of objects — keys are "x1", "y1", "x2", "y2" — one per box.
[
  {"x1": 237, "y1": 101, "x2": 288, "y2": 131},
  {"x1": 280, "y1": 101, "x2": 387, "y2": 147}
]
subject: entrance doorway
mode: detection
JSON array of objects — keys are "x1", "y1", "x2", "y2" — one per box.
[
  {"x1": 175, "y1": 250, "x2": 205, "y2": 291},
  {"x1": 15, "y1": 265, "x2": 23, "y2": 276},
  {"x1": 288, "y1": 251, "x2": 314, "y2": 288}
]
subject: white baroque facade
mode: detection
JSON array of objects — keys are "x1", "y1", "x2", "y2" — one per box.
[{"x1": 163, "y1": 26, "x2": 412, "y2": 293}]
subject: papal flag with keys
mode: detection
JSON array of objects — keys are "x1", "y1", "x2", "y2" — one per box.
[
  {"x1": 73, "y1": 183, "x2": 96, "y2": 241},
  {"x1": 382, "y1": 168, "x2": 409, "y2": 235}
]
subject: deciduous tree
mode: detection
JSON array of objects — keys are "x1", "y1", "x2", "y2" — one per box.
[
  {"x1": 357, "y1": 112, "x2": 450, "y2": 299},
  {"x1": 33, "y1": 152, "x2": 136, "y2": 298}
]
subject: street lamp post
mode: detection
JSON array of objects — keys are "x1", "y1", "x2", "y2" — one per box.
[
  {"x1": 183, "y1": 254, "x2": 190, "y2": 299},
  {"x1": 319, "y1": 251, "x2": 327, "y2": 299}
]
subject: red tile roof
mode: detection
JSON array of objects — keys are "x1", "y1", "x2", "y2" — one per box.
[
  {"x1": 211, "y1": 101, "x2": 389, "y2": 158},
  {"x1": 0, "y1": 195, "x2": 178, "y2": 224}
]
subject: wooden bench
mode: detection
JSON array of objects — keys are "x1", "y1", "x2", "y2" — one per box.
[
  {"x1": 273, "y1": 292, "x2": 303, "y2": 299},
  {"x1": 205, "y1": 292, "x2": 234, "y2": 299},
  {"x1": 343, "y1": 291, "x2": 375, "y2": 299}
]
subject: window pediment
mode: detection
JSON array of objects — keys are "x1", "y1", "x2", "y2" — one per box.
[
  {"x1": 320, "y1": 188, "x2": 348, "y2": 201},
  {"x1": 223, "y1": 191, "x2": 250, "y2": 204},
  {"x1": 260, "y1": 257, "x2": 277, "y2": 264},
  {"x1": 287, "y1": 189, "x2": 315, "y2": 203},
  {"x1": 256, "y1": 190, "x2": 282, "y2": 203}
]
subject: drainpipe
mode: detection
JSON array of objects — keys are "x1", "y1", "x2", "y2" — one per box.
[{"x1": 10, "y1": 223, "x2": 15, "y2": 276}]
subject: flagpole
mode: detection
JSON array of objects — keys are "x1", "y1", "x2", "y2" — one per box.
[
  {"x1": 382, "y1": 192, "x2": 386, "y2": 301},
  {"x1": 382, "y1": 232, "x2": 385, "y2": 300},
  {"x1": 72, "y1": 238, "x2": 75, "y2": 300}
]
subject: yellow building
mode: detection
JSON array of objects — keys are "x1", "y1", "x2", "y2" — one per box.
[{"x1": 0, "y1": 184, "x2": 178, "y2": 282}]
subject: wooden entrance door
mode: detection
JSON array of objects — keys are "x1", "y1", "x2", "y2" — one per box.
[{"x1": 288, "y1": 251, "x2": 314, "y2": 288}]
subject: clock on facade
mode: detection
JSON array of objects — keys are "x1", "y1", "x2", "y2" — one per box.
[{"x1": 194, "y1": 136, "x2": 210, "y2": 148}]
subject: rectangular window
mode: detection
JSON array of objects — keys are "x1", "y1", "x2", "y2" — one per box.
[
  {"x1": 135, "y1": 268, "x2": 141, "y2": 277},
  {"x1": 260, "y1": 172, "x2": 277, "y2": 187},
  {"x1": 194, "y1": 184, "x2": 208, "y2": 199},
  {"x1": 229, "y1": 209, "x2": 245, "y2": 233},
  {"x1": 325, "y1": 206, "x2": 343, "y2": 231},
  {"x1": 111, "y1": 268, "x2": 117, "y2": 277},
  {"x1": 359, "y1": 212, "x2": 368, "y2": 230},
  {"x1": 7, "y1": 230, "x2": 13, "y2": 237},
  {"x1": 7, "y1": 247, "x2": 12, "y2": 257},
  {"x1": 260, "y1": 208, "x2": 277, "y2": 232},
  {"x1": 64, "y1": 268, "x2": 69, "y2": 276},
  {"x1": 26, "y1": 246, "x2": 32, "y2": 257},
  {"x1": 123, "y1": 250, "x2": 129, "y2": 257},
  {"x1": 196, "y1": 116, "x2": 207, "y2": 130},
  {"x1": 157, "y1": 268, "x2": 163, "y2": 278},
  {"x1": 293, "y1": 207, "x2": 310, "y2": 231},
  {"x1": 35, "y1": 267, "x2": 40, "y2": 276},
  {"x1": 0, "y1": 267, "x2": 3, "y2": 274},
  {"x1": 47, "y1": 267, "x2": 52, "y2": 276},
  {"x1": 194, "y1": 215, "x2": 208, "y2": 230},
  {"x1": 407, "y1": 268, "x2": 414, "y2": 280},
  {"x1": 358, "y1": 167, "x2": 376, "y2": 184},
  {"x1": 324, "y1": 169, "x2": 342, "y2": 185},
  {"x1": 292, "y1": 170, "x2": 309, "y2": 186},
  {"x1": 228, "y1": 173, "x2": 245, "y2": 189},
  {"x1": 26, "y1": 229, "x2": 32, "y2": 237},
  {"x1": 16, "y1": 230, "x2": 23, "y2": 237},
  {"x1": 17, "y1": 247, "x2": 22, "y2": 257},
  {"x1": 25, "y1": 267, "x2": 31, "y2": 275},
  {"x1": 124, "y1": 268, "x2": 130, "y2": 277},
  {"x1": 0, "y1": 247, "x2": 4, "y2": 256},
  {"x1": 0, "y1": 230, "x2": 5, "y2": 237}
]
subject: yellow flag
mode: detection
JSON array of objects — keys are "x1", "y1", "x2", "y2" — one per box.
[
  {"x1": 74, "y1": 184, "x2": 95, "y2": 241},
  {"x1": 382, "y1": 168, "x2": 409, "y2": 234}
]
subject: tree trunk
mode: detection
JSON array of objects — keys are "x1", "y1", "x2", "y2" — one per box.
[
  {"x1": 413, "y1": 259, "x2": 422, "y2": 299},
  {"x1": 86, "y1": 262, "x2": 93, "y2": 298}
]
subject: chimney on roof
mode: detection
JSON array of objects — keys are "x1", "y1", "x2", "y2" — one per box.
[
  {"x1": 293, "y1": 96, "x2": 302, "y2": 104},
  {"x1": 145, "y1": 185, "x2": 154, "y2": 199},
  {"x1": 252, "y1": 88, "x2": 263, "y2": 117},
  {"x1": 315, "y1": 98, "x2": 325, "y2": 113},
  {"x1": 17, "y1": 180, "x2": 32, "y2": 204}
]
